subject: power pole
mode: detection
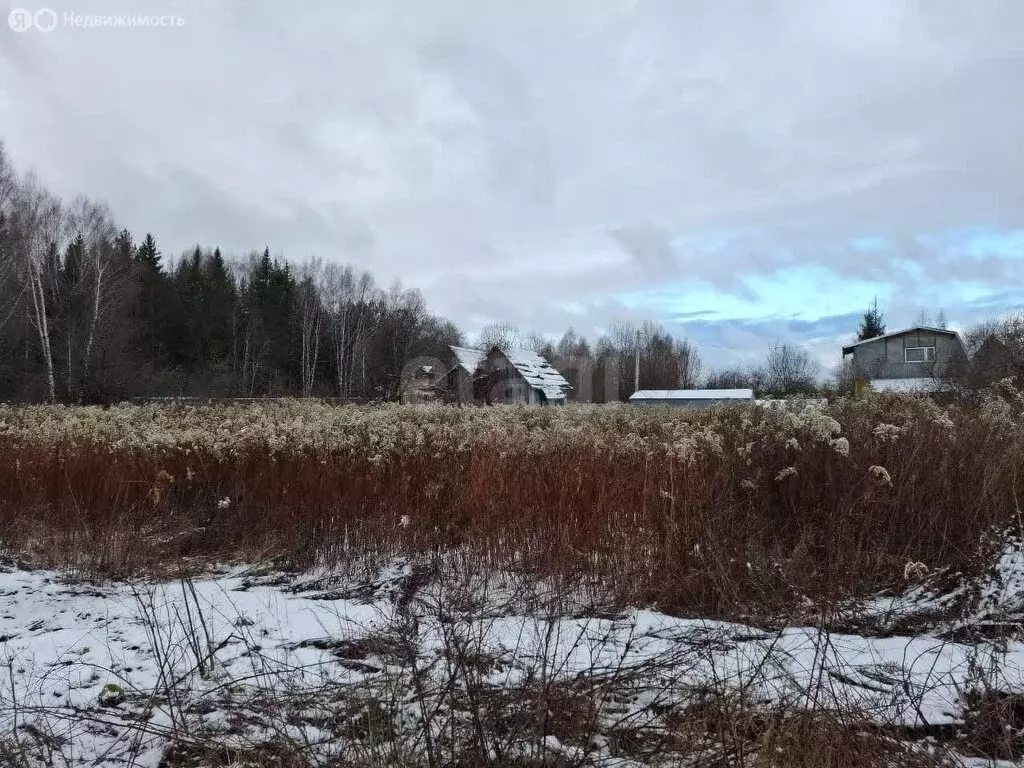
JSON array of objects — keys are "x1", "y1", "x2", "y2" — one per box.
[{"x1": 634, "y1": 329, "x2": 640, "y2": 394}]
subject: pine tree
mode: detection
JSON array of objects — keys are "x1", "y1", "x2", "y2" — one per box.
[
  {"x1": 135, "y1": 233, "x2": 161, "y2": 272},
  {"x1": 113, "y1": 230, "x2": 134, "y2": 268},
  {"x1": 176, "y1": 246, "x2": 208, "y2": 372},
  {"x1": 202, "y1": 247, "x2": 236, "y2": 368},
  {"x1": 63, "y1": 234, "x2": 85, "y2": 287},
  {"x1": 857, "y1": 297, "x2": 886, "y2": 341},
  {"x1": 234, "y1": 248, "x2": 296, "y2": 395},
  {"x1": 133, "y1": 234, "x2": 180, "y2": 376}
]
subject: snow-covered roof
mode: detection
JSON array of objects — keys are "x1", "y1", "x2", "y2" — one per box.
[
  {"x1": 842, "y1": 326, "x2": 962, "y2": 355},
  {"x1": 449, "y1": 345, "x2": 486, "y2": 374},
  {"x1": 629, "y1": 389, "x2": 754, "y2": 401},
  {"x1": 497, "y1": 347, "x2": 571, "y2": 400},
  {"x1": 869, "y1": 377, "x2": 948, "y2": 394}
]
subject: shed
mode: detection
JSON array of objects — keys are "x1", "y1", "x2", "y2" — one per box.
[
  {"x1": 400, "y1": 365, "x2": 441, "y2": 405},
  {"x1": 629, "y1": 389, "x2": 754, "y2": 409},
  {"x1": 445, "y1": 345, "x2": 571, "y2": 405},
  {"x1": 492, "y1": 347, "x2": 571, "y2": 404},
  {"x1": 446, "y1": 345, "x2": 487, "y2": 404}
]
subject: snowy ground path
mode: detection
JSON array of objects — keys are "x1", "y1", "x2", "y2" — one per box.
[{"x1": 2, "y1": 560, "x2": 1023, "y2": 766}]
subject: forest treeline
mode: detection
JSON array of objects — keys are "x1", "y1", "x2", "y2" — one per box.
[{"x1": 0, "y1": 143, "x2": 707, "y2": 403}]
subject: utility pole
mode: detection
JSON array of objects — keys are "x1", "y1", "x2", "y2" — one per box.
[{"x1": 634, "y1": 329, "x2": 640, "y2": 394}]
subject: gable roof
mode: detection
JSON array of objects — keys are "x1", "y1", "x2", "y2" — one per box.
[
  {"x1": 491, "y1": 346, "x2": 571, "y2": 400},
  {"x1": 842, "y1": 326, "x2": 963, "y2": 356},
  {"x1": 448, "y1": 345, "x2": 486, "y2": 374},
  {"x1": 629, "y1": 389, "x2": 754, "y2": 401}
]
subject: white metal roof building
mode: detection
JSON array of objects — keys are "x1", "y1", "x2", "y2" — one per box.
[
  {"x1": 498, "y1": 347, "x2": 571, "y2": 403},
  {"x1": 446, "y1": 345, "x2": 571, "y2": 405},
  {"x1": 448, "y1": 345, "x2": 487, "y2": 375},
  {"x1": 629, "y1": 389, "x2": 754, "y2": 409}
]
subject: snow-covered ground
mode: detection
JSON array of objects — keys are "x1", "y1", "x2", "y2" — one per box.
[{"x1": 2, "y1": 556, "x2": 1024, "y2": 766}]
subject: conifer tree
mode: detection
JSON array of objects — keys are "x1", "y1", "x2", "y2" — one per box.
[{"x1": 857, "y1": 297, "x2": 886, "y2": 341}]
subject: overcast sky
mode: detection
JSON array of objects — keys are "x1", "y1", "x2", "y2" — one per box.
[{"x1": 3, "y1": 0, "x2": 1024, "y2": 369}]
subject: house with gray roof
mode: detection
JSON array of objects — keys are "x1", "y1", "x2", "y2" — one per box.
[{"x1": 841, "y1": 326, "x2": 967, "y2": 393}]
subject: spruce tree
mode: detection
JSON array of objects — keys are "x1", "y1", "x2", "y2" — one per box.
[
  {"x1": 113, "y1": 230, "x2": 134, "y2": 268},
  {"x1": 135, "y1": 233, "x2": 161, "y2": 272},
  {"x1": 176, "y1": 246, "x2": 207, "y2": 372},
  {"x1": 202, "y1": 247, "x2": 236, "y2": 368},
  {"x1": 857, "y1": 297, "x2": 886, "y2": 341},
  {"x1": 133, "y1": 234, "x2": 180, "y2": 374},
  {"x1": 63, "y1": 234, "x2": 85, "y2": 287}
]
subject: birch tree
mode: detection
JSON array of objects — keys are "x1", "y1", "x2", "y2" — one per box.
[
  {"x1": 10, "y1": 173, "x2": 65, "y2": 401},
  {"x1": 66, "y1": 197, "x2": 117, "y2": 400},
  {"x1": 322, "y1": 263, "x2": 373, "y2": 397}
]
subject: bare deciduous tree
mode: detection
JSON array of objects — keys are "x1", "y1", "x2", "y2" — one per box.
[
  {"x1": 600, "y1": 320, "x2": 703, "y2": 397},
  {"x1": 478, "y1": 322, "x2": 546, "y2": 352},
  {"x1": 764, "y1": 342, "x2": 819, "y2": 397},
  {"x1": 10, "y1": 173, "x2": 66, "y2": 401},
  {"x1": 915, "y1": 309, "x2": 949, "y2": 329},
  {"x1": 322, "y1": 263, "x2": 374, "y2": 397},
  {"x1": 0, "y1": 145, "x2": 21, "y2": 332},
  {"x1": 0, "y1": 143, "x2": 15, "y2": 209},
  {"x1": 956, "y1": 313, "x2": 1024, "y2": 391},
  {"x1": 297, "y1": 258, "x2": 324, "y2": 397},
  {"x1": 65, "y1": 197, "x2": 118, "y2": 400}
]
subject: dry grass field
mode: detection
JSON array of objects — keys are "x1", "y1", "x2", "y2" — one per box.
[
  {"x1": 0, "y1": 394, "x2": 1018, "y2": 613},
  {"x1": 3, "y1": 393, "x2": 1024, "y2": 766}
]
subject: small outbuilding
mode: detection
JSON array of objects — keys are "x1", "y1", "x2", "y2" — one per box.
[
  {"x1": 445, "y1": 344, "x2": 571, "y2": 405},
  {"x1": 446, "y1": 346, "x2": 487, "y2": 404},
  {"x1": 400, "y1": 365, "x2": 441, "y2": 405},
  {"x1": 628, "y1": 389, "x2": 754, "y2": 409}
]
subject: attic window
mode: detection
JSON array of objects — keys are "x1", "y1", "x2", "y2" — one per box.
[{"x1": 904, "y1": 346, "x2": 935, "y2": 363}]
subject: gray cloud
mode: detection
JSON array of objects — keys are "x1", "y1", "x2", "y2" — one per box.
[{"x1": 3, "y1": 0, "x2": 1024, "y2": 370}]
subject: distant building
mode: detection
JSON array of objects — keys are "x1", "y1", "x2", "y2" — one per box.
[
  {"x1": 400, "y1": 365, "x2": 441, "y2": 405},
  {"x1": 446, "y1": 346, "x2": 487, "y2": 404},
  {"x1": 445, "y1": 345, "x2": 571, "y2": 405},
  {"x1": 629, "y1": 389, "x2": 754, "y2": 409},
  {"x1": 483, "y1": 346, "x2": 571, "y2": 405},
  {"x1": 841, "y1": 326, "x2": 966, "y2": 394}
]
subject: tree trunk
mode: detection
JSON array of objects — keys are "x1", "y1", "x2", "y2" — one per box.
[
  {"x1": 80, "y1": 259, "x2": 105, "y2": 401},
  {"x1": 28, "y1": 265, "x2": 55, "y2": 401}
]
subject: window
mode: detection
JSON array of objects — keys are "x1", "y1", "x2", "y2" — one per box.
[{"x1": 905, "y1": 346, "x2": 935, "y2": 363}]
